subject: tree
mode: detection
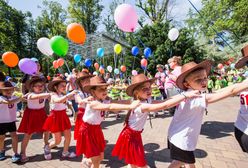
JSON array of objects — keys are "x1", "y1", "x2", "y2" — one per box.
[
  {"x1": 136, "y1": 0, "x2": 173, "y2": 23},
  {"x1": 68, "y1": 0, "x2": 104, "y2": 34}
]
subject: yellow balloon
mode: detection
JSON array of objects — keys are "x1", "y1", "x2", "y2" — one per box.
[{"x1": 114, "y1": 44, "x2": 122, "y2": 54}]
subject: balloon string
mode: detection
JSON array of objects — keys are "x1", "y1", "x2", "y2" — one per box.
[{"x1": 64, "y1": 60, "x2": 71, "y2": 74}]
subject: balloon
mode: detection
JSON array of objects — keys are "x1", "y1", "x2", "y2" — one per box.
[
  {"x1": 131, "y1": 46, "x2": 139, "y2": 56},
  {"x1": 2, "y1": 52, "x2": 19, "y2": 67},
  {"x1": 65, "y1": 73, "x2": 69, "y2": 77},
  {"x1": 132, "y1": 70, "x2": 137, "y2": 76},
  {"x1": 53, "y1": 60, "x2": 59, "y2": 69},
  {"x1": 47, "y1": 76, "x2": 51, "y2": 81},
  {"x1": 114, "y1": 4, "x2": 138, "y2": 32},
  {"x1": 114, "y1": 44, "x2": 122, "y2": 54},
  {"x1": 85, "y1": 59, "x2": 92, "y2": 67},
  {"x1": 50, "y1": 36, "x2": 69, "y2": 57},
  {"x1": 114, "y1": 68, "x2": 120, "y2": 74},
  {"x1": 144, "y1": 47, "x2": 152, "y2": 58},
  {"x1": 93, "y1": 71, "x2": 98, "y2": 76},
  {"x1": 94, "y1": 62, "x2": 100, "y2": 70},
  {"x1": 107, "y1": 66, "x2": 113, "y2": 73},
  {"x1": 120, "y1": 65, "x2": 126, "y2": 72},
  {"x1": 230, "y1": 63, "x2": 235, "y2": 69},
  {"x1": 37, "y1": 37, "x2": 53, "y2": 56},
  {"x1": 57, "y1": 58, "x2": 64, "y2": 67},
  {"x1": 67, "y1": 23, "x2": 86, "y2": 44},
  {"x1": 244, "y1": 71, "x2": 248, "y2": 77},
  {"x1": 141, "y1": 58, "x2": 148, "y2": 67},
  {"x1": 18, "y1": 58, "x2": 38, "y2": 75},
  {"x1": 31, "y1": 57, "x2": 38, "y2": 62},
  {"x1": 74, "y1": 54, "x2": 82, "y2": 63},
  {"x1": 168, "y1": 28, "x2": 179, "y2": 41},
  {"x1": 217, "y1": 63, "x2": 223, "y2": 69},
  {"x1": 99, "y1": 67, "x2": 105, "y2": 74},
  {"x1": 97, "y1": 48, "x2": 104, "y2": 57}
]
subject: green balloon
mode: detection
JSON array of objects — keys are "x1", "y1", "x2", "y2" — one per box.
[{"x1": 50, "y1": 36, "x2": 69, "y2": 57}]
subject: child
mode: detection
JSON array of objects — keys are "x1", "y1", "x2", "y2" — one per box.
[
  {"x1": 17, "y1": 76, "x2": 50, "y2": 162},
  {"x1": 74, "y1": 71, "x2": 93, "y2": 140},
  {"x1": 0, "y1": 81, "x2": 22, "y2": 163},
  {"x1": 167, "y1": 60, "x2": 248, "y2": 168},
  {"x1": 43, "y1": 76, "x2": 78, "y2": 159},
  {"x1": 76, "y1": 76, "x2": 141, "y2": 168},
  {"x1": 112, "y1": 74, "x2": 200, "y2": 168},
  {"x1": 233, "y1": 44, "x2": 248, "y2": 153}
]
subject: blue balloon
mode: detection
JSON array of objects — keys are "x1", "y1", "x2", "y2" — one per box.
[
  {"x1": 74, "y1": 54, "x2": 82, "y2": 63},
  {"x1": 31, "y1": 57, "x2": 38, "y2": 62},
  {"x1": 97, "y1": 48, "x2": 104, "y2": 57},
  {"x1": 144, "y1": 47, "x2": 152, "y2": 58},
  {"x1": 85, "y1": 59, "x2": 92, "y2": 67},
  {"x1": 230, "y1": 63, "x2": 235, "y2": 69},
  {"x1": 114, "y1": 68, "x2": 120, "y2": 74},
  {"x1": 131, "y1": 46, "x2": 139, "y2": 56}
]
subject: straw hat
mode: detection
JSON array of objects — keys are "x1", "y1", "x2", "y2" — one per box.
[
  {"x1": 0, "y1": 81, "x2": 15, "y2": 90},
  {"x1": 83, "y1": 76, "x2": 109, "y2": 93},
  {"x1": 47, "y1": 76, "x2": 66, "y2": 92},
  {"x1": 25, "y1": 76, "x2": 46, "y2": 89},
  {"x1": 235, "y1": 45, "x2": 248, "y2": 69},
  {"x1": 176, "y1": 60, "x2": 212, "y2": 90},
  {"x1": 126, "y1": 74, "x2": 156, "y2": 96},
  {"x1": 76, "y1": 71, "x2": 94, "y2": 87}
]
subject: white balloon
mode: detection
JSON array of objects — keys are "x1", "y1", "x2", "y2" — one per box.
[
  {"x1": 93, "y1": 71, "x2": 98, "y2": 76},
  {"x1": 107, "y1": 66, "x2": 113, "y2": 73},
  {"x1": 168, "y1": 28, "x2": 179, "y2": 41},
  {"x1": 37, "y1": 37, "x2": 54, "y2": 56}
]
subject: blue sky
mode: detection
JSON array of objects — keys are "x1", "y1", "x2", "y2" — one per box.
[{"x1": 8, "y1": 0, "x2": 202, "y2": 30}]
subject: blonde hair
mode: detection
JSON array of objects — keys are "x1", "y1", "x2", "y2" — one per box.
[{"x1": 168, "y1": 56, "x2": 182, "y2": 65}]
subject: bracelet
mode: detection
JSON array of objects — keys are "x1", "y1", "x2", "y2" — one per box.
[{"x1": 181, "y1": 92, "x2": 187, "y2": 99}]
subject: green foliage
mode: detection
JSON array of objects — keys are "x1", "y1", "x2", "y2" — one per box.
[{"x1": 68, "y1": 0, "x2": 104, "y2": 34}]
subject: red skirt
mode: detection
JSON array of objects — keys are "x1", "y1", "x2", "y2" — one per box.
[
  {"x1": 74, "y1": 108, "x2": 85, "y2": 140},
  {"x1": 43, "y1": 109, "x2": 71, "y2": 133},
  {"x1": 76, "y1": 122, "x2": 105, "y2": 158},
  {"x1": 18, "y1": 108, "x2": 47, "y2": 134},
  {"x1": 112, "y1": 126, "x2": 146, "y2": 167}
]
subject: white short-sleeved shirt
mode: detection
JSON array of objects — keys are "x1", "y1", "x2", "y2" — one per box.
[
  {"x1": 50, "y1": 94, "x2": 67, "y2": 111},
  {"x1": 0, "y1": 96, "x2": 18, "y2": 123},
  {"x1": 83, "y1": 100, "x2": 110, "y2": 125},
  {"x1": 235, "y1": 91, "x2": 248, "y2": 135},
  {"x1": 168, "y1": 93, "x2": 206, "y2": 151},
  {"x1": 75, "y1": 91, "x2": 88, "y2": 108},
  {"x1": 27, "y1": 93, "x2": 45, "y2": 109},
  {"x1": 128, "y1": 98, "x2": 152, "y2": 131}
]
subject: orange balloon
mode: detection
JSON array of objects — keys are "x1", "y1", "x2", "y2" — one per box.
[
  {"x1": 141, "y1": 58, "x2": 148, "y2": 67},
  {"x1": 2, "y1": 51, "x2": 19, "y2": 67},
  {"x1": 47, "y1": 76, "x2": 51, "y2": 81},
  {"x1": 120, "y1": 65, "x2": 126, "y2": 72},
  {"x1": 53, "y1": 60, "x2": 59, "y2": 69},
  {"x1": 99, "y1": 68, "x2": 105, "y2": 74},
  {"x1": 57, "y1": 58, "x2": 64, "y2": 67},
  {"x1": 217, "y1": 63, "x2": 223, "y2": 69},
  {"x1": 94, "y1": 62, "x2": 99, "y2": 70},
  {"x1": 67, "y1": 23, "x2": 86, "y2": 44}
]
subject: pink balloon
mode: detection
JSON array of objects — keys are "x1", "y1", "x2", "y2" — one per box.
[
  {"x1": 114, "y1": 4, "x2": 138, "y2": 32},
  {"x1": 132, "y1": 70, "x2": 138, "y2": 76}
]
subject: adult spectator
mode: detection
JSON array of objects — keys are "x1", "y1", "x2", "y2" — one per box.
[{"x1": 155, "y1": 64, "x2": 167, "y2": 99}]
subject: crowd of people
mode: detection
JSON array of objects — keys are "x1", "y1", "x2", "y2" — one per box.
[{"x1": 1, "y1": 45, "x2": 248, "y2": 168}]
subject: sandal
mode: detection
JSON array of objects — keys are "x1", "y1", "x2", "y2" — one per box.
[
  {"x1": 21, "y1": 154, "x2": 29, "y2": 163},
  {"x1": 81, "y1": 158, "x2": 92, "y2": 168},
  {"x1": 61, "y1": 151, "x2": 76, "y2": 159}
]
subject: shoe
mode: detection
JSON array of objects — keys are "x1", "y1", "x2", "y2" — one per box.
[
  {"x1": 21, "y1": 154, "x2": 29, "y2": 163},
  {"x1": 61, "y1": 151, "x2": 76, "y2": 159},
  {"x1": 11, "y1": 154, "x2": 21, "y2": 163},
  {"x1": 44, "y1": 145, "x2": 52, "y2": 160},
  {"x1": 0, "y1": 151, "x2": 6, "y2": 161},
  {"x1": 81, "y1": 158, "x2": 91, "y2": 168}
]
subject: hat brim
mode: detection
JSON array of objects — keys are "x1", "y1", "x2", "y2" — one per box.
[
  {"x1": 126, "y1": 78, "x2": 156, "y2": 97},
  {"x1": 83, "y1": 83, "x2": 109, "y2": 94},
  {"x1": 176, "y1": 60, "x2": 212, "y2": 90},
  {"x1": 25, "y1": 77, "x2": 46, "y2": 89},
  {"x1": 0, "y1": 86, "x2": 15, "y2": 90},
  {"x1": 235, "y1": 56, "x2": 248, "y2": 69},
  {"x1": 75, "y1": 75, "x2": 94, "y2": 87},
  {"x1": 48, "y1": 80, "x2": 66, "y2": 92}
]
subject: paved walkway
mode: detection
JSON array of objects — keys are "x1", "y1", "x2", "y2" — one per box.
[{"x1": 2, "y1": 97, "x2": 248, "y2": 168}]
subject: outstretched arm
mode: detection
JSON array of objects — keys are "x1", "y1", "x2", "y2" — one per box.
[
  {"x1": 0, "y1": 97, "x2": 22, "y2": 104},
  {"x1": 206, "y1": 78, "x2": 248, "y2": 104},
  {"x1": 28, "y1": 93, "x2": 50, "y2": 100}
]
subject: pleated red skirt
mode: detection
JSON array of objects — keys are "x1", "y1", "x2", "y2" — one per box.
[
  {"x1": 112, "y1": 126, "x2": 146, "y2": 167},
  {"x1": 76, "y1": 122, "x2": 105, "y2": 158},
  {"x1": 18, "y1": 108, "x2": 47, "y2": 134},
  {"x1": 43, "y1": 109, "x2": 71, "y2": 133},
  {"x1": 74, "y1": 108, "x2": 85, "y2": 140}
]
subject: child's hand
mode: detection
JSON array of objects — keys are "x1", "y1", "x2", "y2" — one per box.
[
  {"x1": 83, "y1": 96, "x2": 94, "y2": 104},
  {"x1": 68, "y1": 90, "x2": 78, "y2": 97},
  {"x1": 130, "y1": 100, "x2": 141, "y2": 109},
  {"x1": 184, "y1": 90, "x2": 201, "y2": 98}
]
